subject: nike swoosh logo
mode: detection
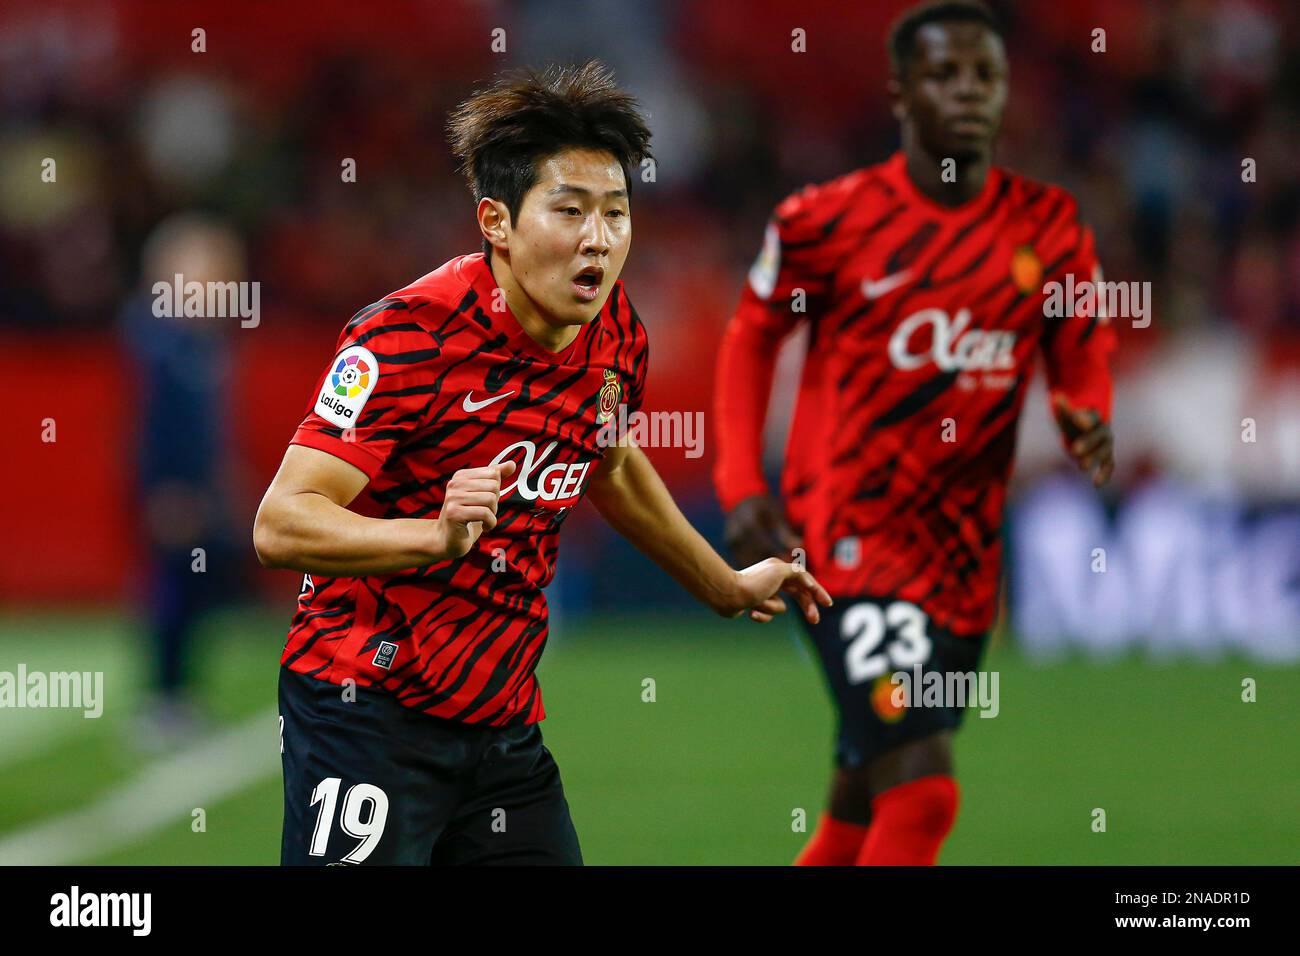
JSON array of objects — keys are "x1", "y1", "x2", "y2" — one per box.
[
  {"x1": 860, "y1": 270, "x2": 914, "y2": 300},
  {"x1": 462, "y1": 390, "x2": 514, "y2": 413}
]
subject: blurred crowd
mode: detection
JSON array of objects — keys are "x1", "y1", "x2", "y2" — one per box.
[
  {"x1": 3, "y1": 0, "x2": 1299, "y2": 621},
  {"x1": 1, "y1": 0, "x2": 1296, "y2": 338},
  {"x1": 0, "y1": 0, "x2": 1294, "y2": 694}
]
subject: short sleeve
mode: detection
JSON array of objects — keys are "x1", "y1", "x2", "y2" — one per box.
[
  {"x1": 290, "y1": 308, "x2": 441, "y2": 479},
  {"x1": 740, "y1": 184, "x2": 839, "y2": 331},
  {"x1": 619, "y1": 291, "x2": 650, "y2": 416}
]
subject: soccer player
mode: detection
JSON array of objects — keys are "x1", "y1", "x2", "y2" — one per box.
[
  {"x1": 714, "y1": 1, "x2": 1117, "y2": 865},
  {"x1": 253, "y1": 61, "x2": 831, "y2": 866}
]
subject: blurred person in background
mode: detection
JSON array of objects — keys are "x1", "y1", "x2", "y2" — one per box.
[
  {"x1": 714, "y1": 0, "x2": 1116, "y2": 865},
  {"x1": 118, "y1": 212, "x2": 245, "y2": 751}
]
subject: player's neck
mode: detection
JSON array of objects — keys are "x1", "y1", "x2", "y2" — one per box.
[
  {"x1": 488, "y1": 252, "x2": 581, "y2": 353},
  {"x1": 903, "y1": 149, "x2": 990, "y2": 207}
]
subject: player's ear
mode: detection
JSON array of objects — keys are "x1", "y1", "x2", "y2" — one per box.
[
  {"x1": 477, "y1": 197, "x2": 511, "y2": 254},
  {"x1": 887, "y1": 75, "x2": 907, "y2": 123}
]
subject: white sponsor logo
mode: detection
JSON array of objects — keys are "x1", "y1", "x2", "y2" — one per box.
[
  {"x1": 488, "y1": 440, "x2": 593, "y2": 504},
  {"x1": 887, "y1": 307, "x2": 1016, "y2": 372},
  {"x1": 462, "y1": 389, "x2": 514, "y2": 413},
  {"x1": 860, "y1": 270, "x2": 914, "y2": 300},
  {"x1": 50, "y1": 886, "x2": 151, "y2": 936},
  {"x1": 314, "y1": 345, "x2": 379, "y2": 428}
]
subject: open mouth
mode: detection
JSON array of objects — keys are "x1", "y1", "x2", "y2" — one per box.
[{"x1": 571, "y1": 266, "x2": 604, "y2": 301}]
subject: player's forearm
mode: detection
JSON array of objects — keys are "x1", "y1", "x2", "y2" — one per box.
[
  {"x1": 253, "y1": 491, "x2": 442, "y2": 576},
  {"x1": 587, "y1": 445, "x2": 743, "y2": 616},
  {"x1": 713, "y1": 313, "x2": 782, "y2": 510},
  {"x1": 1046, "y1": 363, "x2": 1114, "y2": 423}
]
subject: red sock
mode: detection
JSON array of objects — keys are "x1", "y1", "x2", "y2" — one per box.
[
  {"x1": 855, "y1": 775, "x2": 959, "y2": 866},
  {"x1": 794, "y1": 812, "x2": 870, "y2": 866}
]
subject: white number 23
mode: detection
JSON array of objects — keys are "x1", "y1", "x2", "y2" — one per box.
[{"x1": 841, "y1": 600, "x2": 932, "y2": 685}]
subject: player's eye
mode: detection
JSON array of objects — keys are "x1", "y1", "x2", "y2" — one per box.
[
  {"x1": 559, "y1": 206, "x2": 582, "y2": 216},
  {"x1": 605, "y1": 208, "x2": 627, "y2": 218}
]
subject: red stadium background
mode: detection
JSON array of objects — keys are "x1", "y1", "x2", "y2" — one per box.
[{"x1": 1, "y1": 0, "x2": 1297, "y2": 656}]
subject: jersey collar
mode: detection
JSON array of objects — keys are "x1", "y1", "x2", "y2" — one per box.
[{"x1": 886, "y1": 151, "x2": 1003, "y2": 219}]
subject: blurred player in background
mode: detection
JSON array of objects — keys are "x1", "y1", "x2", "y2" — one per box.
[
  {"x1": 715, "y1": 0, "x2": 1116, "y2": 865},
  {"x1": 254, "y1": 62, "x2": 831, "y2": 865},
  {"x1": 119, "y1": 212, "x2": 246, "y2": 750}
]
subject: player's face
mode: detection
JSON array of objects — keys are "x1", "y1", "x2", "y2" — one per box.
[
  {"x1": 896, "y1": 21, "x2": 1008, "y2": 161},
  {"x1": 505, "y1": 147, "x2": 631, "y2": 327}
]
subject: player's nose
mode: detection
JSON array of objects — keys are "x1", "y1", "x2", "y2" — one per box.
[
  {"x1": 580, "y1": 215, "x2": 612, "y2": 257},
  {"x1": 952, "y1": 66, "x2": 988, "y2": 101}
]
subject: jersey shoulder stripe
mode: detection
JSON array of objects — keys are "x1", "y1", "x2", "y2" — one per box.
[{"x1": 774, "y1": 164, "x2": 886, "y2": 244}]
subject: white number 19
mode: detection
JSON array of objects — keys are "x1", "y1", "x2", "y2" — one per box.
[{"x1": 309, "y1": 777, "x2": 390, "y2": 863}]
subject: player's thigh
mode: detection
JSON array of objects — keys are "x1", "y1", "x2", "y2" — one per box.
[
  {"x1": 278, "y1": 667, "x2": 452, "y2": 865},
  {"x1": 430, "y1": 725, "x2": 582, "y2": 866},
  {"x1": 801, "y1": 595, "x2": 989, "y2": 772}
]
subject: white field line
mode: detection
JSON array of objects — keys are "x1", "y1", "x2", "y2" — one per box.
[{"x1": 0, "y1": 708, "x2": 280, "y2": 865}]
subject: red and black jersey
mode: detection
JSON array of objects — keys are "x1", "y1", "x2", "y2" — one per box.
[
  {"x1": 714, "y1": 152, "x2": 1115, "y2": 637},
  {"x1": 282, "y1": 252, "x2": 648, "y2": 726}
]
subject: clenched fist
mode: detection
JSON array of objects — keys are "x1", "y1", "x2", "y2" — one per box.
[{"x1": 434, "y1": 460, "x2": 518, "y2": 559}]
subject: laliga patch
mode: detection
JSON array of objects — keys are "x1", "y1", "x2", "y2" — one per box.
[
  {"x1": 747, "y1": 222, "x2": 780, "y2": 300},
  {"x1": 372, "y1": 641, "x2": 398, "y2": 670},
  {"x1": 315, "y1": 345, "x2": 379, "y2": 427}
]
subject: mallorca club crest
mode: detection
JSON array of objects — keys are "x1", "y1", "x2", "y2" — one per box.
[
  {"x1": 596, "y1": 368, "x2": 621, "y2": 425},
  {"x1": 1010, "y1": 244, "x2": 1043, "y2": 294},
  {"x1": 871, "y1": 673, "x2": 907, "y2": 723}
]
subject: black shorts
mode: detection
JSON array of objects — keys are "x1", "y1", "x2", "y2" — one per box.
[
  {"x1": 799, "y1": 596, "x2": 991, "y2": 769},
  {"x1": 278, "y1": 667, "x2": 582, "y2": 865}
]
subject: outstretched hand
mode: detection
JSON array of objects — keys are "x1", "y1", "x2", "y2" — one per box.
[{"x1": 727, "y1": 557, "x2": 833, "y2": 624}]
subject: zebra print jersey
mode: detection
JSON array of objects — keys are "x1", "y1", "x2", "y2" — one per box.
[
  {"x1": 281, "y1": 252, "x2": 648, "y2": 725},
  {"x1": 715, "y1": 151, "x2": 1115, "y2": 637}
]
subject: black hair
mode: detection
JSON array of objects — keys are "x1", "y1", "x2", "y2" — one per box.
[
  {"x1": 888, "y1": 1, "x2": 1003, "y2": 75},
  {"x1": 447, "y1": 59, "x2": 653, "y2": 239}
]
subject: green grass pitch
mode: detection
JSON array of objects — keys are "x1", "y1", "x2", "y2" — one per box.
[{"x1": 0, "y1": 609, "x2": 1294, "y2": 865}]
